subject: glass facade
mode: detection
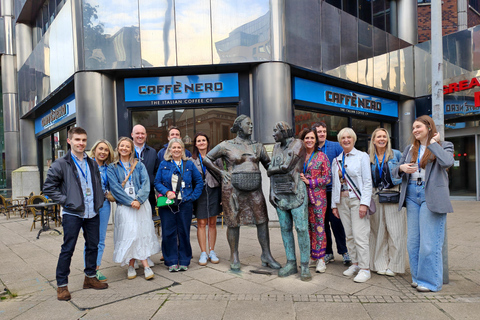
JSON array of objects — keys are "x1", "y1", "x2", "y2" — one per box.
[
  {"x1": 0, "y1": 78, "x2": 5, "y2": 189},
  {"x1": 131, "y1": 107, "x2": 237, "y2": 154}
]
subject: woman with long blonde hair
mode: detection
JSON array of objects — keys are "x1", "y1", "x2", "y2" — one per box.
[
  {"x1": 107, "y1": 137, "x2": 160, "y2": 280},
  {"x1": 367, "y1": 128, "x2": 406, "y2": 278}
]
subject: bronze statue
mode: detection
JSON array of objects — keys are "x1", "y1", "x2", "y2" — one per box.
[
  {"x1": 267, "y1": 121, "x2": 311, "y2": 281},
  {"x1": 203, "y1": 115, "x2": 281, "y2": 271}
]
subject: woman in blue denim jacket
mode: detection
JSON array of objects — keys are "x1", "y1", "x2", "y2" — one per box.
[
  {"x1": 154, "y1": 138, "x2": 203, "y2": 272},
  {"x1": 368, "y1": 128, "x2": 406, "y2": 277},
  {"x1": 107, "y1": 137, "x2": 160, "y2": 281}
]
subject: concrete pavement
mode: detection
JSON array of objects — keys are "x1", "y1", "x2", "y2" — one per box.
[{"x1": 1, "y1": 200, "x2": 480, "y2": 319}]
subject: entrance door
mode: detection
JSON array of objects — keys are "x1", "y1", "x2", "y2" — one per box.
[{"x1": 448, "y1": 136, "x2": 476, "y2": 197}]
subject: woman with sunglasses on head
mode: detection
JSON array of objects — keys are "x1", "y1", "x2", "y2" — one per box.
[
  {"x1": 394, "y1": 115, "x2": 454, "y2": 292},
  {"x1": 107, "y1": 137, "x2": 160, "y2": 280},
  {"x1": 191, "y1": 133, "x2": 223, "y2": 266},
  {"x1": 368, "y1": 128, "x2": 406, "y2": 278}
]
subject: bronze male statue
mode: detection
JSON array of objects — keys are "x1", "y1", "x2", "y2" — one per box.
[
  {"x1": 267, "y1": 121, "x2": 311, "y2": 281},
  {"x1": 203, "y1": 115, "x2": 281, "y2": 271}
]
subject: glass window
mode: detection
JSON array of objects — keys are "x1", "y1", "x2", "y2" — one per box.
[
  {"x1": 294, "y1": 109, "x2": 348, "y2": 142},
  {"x1": 373, "y1": 0, "x2": 386, "y2": 31},
  {"x1": 448, "y1": 135, "x2": 476, "y2": 197},
  {"x1": 471, "y1": 0, "x2": 480, "y2": 12},
  {"x1": 54, "y1": 128, "x2": 68, "y2": 160},
  {"x1": 131, "y1": 106, "x2": 237, "y2": 154},
  {"x1": 42, "y1": 136, "x2": 53, "y2": 181},
  {"x1": 358, "y1": 0, "x2": 372, "y2": 24},
  {"x1": 326, "y1": 0, "x2": 342, "y2": 9},
  {"x1": 343, "y1": 0, "x2": 357, "y2": 17},
  {"x1": 351, "y1": 118, "x2": 383, "y2": 151}
]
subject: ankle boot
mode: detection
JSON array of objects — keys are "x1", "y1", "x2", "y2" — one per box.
[
  {"x1": 83, "y1": 275, "x2": 109, "y2": 290},
  {"x1": 57, "y1": 286, "x2": 71, "y2": 301},
  {"x1": 278, "y1": 260, "x2": 297, "y2": 277},
  {"x1": 260, "y1": 253, "x2": 281, "y2": 269},
  {"x1": 300, "y1": 262, "x2": 312, "y2": 282}
]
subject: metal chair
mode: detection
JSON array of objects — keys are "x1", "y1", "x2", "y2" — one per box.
[
  {"x1": 27, "y1": 195, "x2": 49, "y2": 231},
  {"x1": 0, "y1": 194, "x2": 22, "y2": 219}
]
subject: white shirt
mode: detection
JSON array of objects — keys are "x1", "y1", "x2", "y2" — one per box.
[{"x1": 331, "y1": 148, "x2": 372, "y2": 208}]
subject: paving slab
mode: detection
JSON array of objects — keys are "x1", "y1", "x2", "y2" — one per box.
[
  {"x1": 212, "y1": 277, "x2": 274, "y2": 295},
  {"x1": 152, "y1": 300, "x2": 227, "y2": 320},
  {"x1": 80, "y1": 296, "x2": 166, "y2": 319},
  {"x1": 295, "y1": 302, "x2": 371, "y2": 320},
  {"x1": 223, "y1": 300, "x2": 295, "y2": 320},
  {"x1": 1, "y1": 300, "x2": 85, "y2": 320},
  {"x1": 364, "y1": 303, "x2": 451, "y2": 320}
]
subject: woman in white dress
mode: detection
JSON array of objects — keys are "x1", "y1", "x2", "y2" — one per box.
[{"x1": 107, "y1": 137, "x2": 160, "y2": 280}]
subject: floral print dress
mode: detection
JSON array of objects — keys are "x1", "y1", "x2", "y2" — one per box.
[{"x1": 304, "y1": 151, "x2": 331, "y2": 260}]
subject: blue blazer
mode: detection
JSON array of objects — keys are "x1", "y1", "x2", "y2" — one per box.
[
  {"x1": 154, "y1": 159, "x2": 204, "y2": 203},
  {"x1": 107, "y1": 161, "x2": 151, "y2": 206},
  {"x1": 370, "y1": 149, "x2": 402, "y2": 187}
]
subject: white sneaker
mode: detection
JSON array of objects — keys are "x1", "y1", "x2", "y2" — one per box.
[
  {"x1": 316, "y1": 259, "x2": 326, "y2": 273},
  {"x1": 199, "y1": 252, "x2": 208, "y2": 266},
  {"x1": 343, "y1": 265, "x2": 360, "y2": 277},
  {"x1": 377, "y1": 269, "x2": 387, "y2": 275},
  {"x1": 208, "y1": 250, "x2": 219, "y2": 264},
  {"x1": 147, "y1": 257, "x2": 155, "y2": 267},
  {"x1": 354, "y1": 269, "x2": 371, "y2": 283},
  {"x1": 127, "y1": 266, "x2": 137, "y2": 280},
  {"x1": 144, "y1": 267, "x2": 154, "y2": 280},
  {"x1": 385, "y1": 269, "x2": 395, "y2": 277}
]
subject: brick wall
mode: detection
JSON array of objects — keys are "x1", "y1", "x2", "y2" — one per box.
[
  {"x1": 468, "y1": 6, "x2": 480, "y2": 28},
  {"x1": 418, "y1": 0, "x2": 459, "y2": 43}
]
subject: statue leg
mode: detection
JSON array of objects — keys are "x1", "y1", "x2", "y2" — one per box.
[
  {"x1": 292, "y1": 197, "x2": 312, "y2": 281},
  {"x1": 257, "y1": 222, "x2": 281, "y2": 269},
  {"x1": 277, "y1": 208, "x2": 297, "y2": 277},
  {"x1": 227, "y1": 227, "x2": 241, "y2": 271}
]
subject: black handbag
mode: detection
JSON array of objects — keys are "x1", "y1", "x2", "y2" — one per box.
[{"x1": 376, "y1": 191, "x2": 400, "y2": 203}]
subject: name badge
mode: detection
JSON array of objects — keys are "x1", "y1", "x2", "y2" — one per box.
[
  {"x1": 124, "y1": 186, "x2": 136, "y2": 198},
  {"x1": 86, "y1": 188, "x2": 92, "y2": 196}
]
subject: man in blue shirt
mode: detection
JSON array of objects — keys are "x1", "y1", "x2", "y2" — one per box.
[
  {"x1": 43, "y1": 127, "x2": 108, "y2": 301},
  {"x1": 312, "y1": 122, "x2": 351, "y2": 265},
  {"x1": 157, "y1": 126, "x2": 192, "y2": 162}
]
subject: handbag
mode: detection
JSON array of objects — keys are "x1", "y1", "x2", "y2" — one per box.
[
  {"x1": 336, "y1": 158, "x2": 376, "y2": 215},
  {"x1": 157, "y1": 196, "x2": 175, "y2": 207},
  {"x1": 377, "y1": 191, "x2": 400, "y2": 203}
]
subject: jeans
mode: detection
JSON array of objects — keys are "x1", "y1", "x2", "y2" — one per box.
[
  {"x1": 57, "y1": 213, "x2": 100, "y2": 287},
  {"x1": 406, "y1": 181, "x2": 446, "y2": 292},
  {"x1": 325, "y1": 191, "x2": 348, "y2": 255},
  {"x1": 159, "y1": 202, "x2": 193, "y2": 267},
  {"x1": 84, "y1": 200, "x2": 111, "y2": 267}
]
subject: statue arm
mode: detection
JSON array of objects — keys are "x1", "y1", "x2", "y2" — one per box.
[
  {"x1": 205, "y1": 144, "x2": 230, "y2": 184},
  {"x1": 260, "y1": 144, "x2": 271, "y2": 170}
]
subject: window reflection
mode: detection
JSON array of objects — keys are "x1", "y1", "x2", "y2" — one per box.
[
  {"x1": 132, "y1": 107, "x2": 237, "y2": 153},
  {"x1": 42, "y1": 136, "x2": 53, "y2": 181}
]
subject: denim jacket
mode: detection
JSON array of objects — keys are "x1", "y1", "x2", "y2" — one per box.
[
  {"x1": 370, "y1": 149, "x2": 402, "y2": 188},
  {"x1": 107, "y1": 160, "x2": 150, "y2": 206},
  {"x1": 154, "y1": 159, "x2": 204, "y2": 203}
]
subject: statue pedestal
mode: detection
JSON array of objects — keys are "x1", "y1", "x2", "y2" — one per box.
[{"x1": 12, "y1": 166, "x2": 41, "y2": 199}]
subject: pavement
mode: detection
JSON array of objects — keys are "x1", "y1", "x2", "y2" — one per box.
[{"x1": 1, "y1": 200, "x2": 480, "y2": 320}]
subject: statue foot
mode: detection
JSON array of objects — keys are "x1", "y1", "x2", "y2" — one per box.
[
  {"x1": 230, "y1": 261, "x2": 241, "y2": 271},
  {"x1": 300, "y1": 263, "x2": 312, "y2": 281},
  {"x1": 278, "y1": 260, "x2": 297, "y2": 277},
  {"x1": 261, "y1": 254, "x2": 281, "y2": 269}
]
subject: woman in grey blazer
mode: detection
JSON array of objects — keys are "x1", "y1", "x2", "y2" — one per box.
[{"x1": 394, "y1": 115, "x2": 454, "y2": 293}]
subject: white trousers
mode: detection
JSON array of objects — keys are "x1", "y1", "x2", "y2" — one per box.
[
  {"x1": 338, "y1": 197, "x2": 370, "y2": 269},
  {"x1": 369, "y1": 189, "x2": 407, "y2": 273}
]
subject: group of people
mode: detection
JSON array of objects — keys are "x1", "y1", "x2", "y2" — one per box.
[{"x1": 43, "y1": 114, "x2": 453, "y2": 301}]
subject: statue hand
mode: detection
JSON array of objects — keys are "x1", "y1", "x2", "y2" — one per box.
[
  {"x1": 222, "y1": 171, "x2": 231, "y2": 184},
  {"x1": 269, "y1": 193, "x2": 279, "y2": 208}
]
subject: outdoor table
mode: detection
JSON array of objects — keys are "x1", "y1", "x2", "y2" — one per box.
[{"x1": 26, "y1": 202, "x2": 62, "y2": 239}]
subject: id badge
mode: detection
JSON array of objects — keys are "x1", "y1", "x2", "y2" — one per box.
[
  {"x1": 86, "y1": 188, "x2": 92, "y2": 196},
  {"x1": 181, "y1": 181, "x2": 185, "y2": 189},
  {"x1": 124, "y1": 186, "x2": 136, "y2": 198}
]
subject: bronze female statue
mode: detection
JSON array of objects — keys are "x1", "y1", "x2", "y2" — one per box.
[{"x1": 203, "y1": 115, "x2": 281, "y2": 271}]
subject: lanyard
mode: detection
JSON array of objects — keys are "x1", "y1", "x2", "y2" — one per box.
[
  {"x1": 72, "y1": 156, "x2": 88, "y2": 184},
  {"x1": 119, "y1": 161, "x2": 132, "y2": 183},
  {"x1": 199, "y1": 154, "x2": 206, "y2": 176},
  {"x1": 341, "y1": 152, "x2": 346, "y2": 179},
  {"x1": 173, "y1": 159, "x2": 183, "y2": 177},
  {"x1": 93, "y1": 158, "x2": 108, "y2": 189},
  {"x1": 135, "y1": 149, "x2": 143, "y2": 161},
  {"x1": 418, "y1": 146, "x2": 421, "y2": 173},
  {"x1": 375, "y1": 152, "x2": 386, "y2": 179},
  {"x1": 303, "y1": 152, "x2": 316, "y2": 174}
]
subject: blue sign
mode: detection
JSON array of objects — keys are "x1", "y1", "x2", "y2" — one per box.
[
  {"x1": 444, "y1": 99, "x2": 480, "y2": 119},
  {"x1": 124, "y1": 73, "x2": 239, "y2": 106},
  {"x1": 35, "y1": 95, "x2": 76, "y2": 134},
  {"x1": 293, "y1": 78, "x2": 398, "y2": 118}
]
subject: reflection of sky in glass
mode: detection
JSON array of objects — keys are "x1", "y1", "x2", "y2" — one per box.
[{"x1": 84, "y1": 0, "x2": 138, "y2": 35}]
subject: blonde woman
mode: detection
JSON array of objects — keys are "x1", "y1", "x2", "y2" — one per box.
[
  {"x1": 86, "y1": 140, "x2": 114, "y2": 281},
  {"x1": 107, "y1": 137, "x2": 160, "y2": 280},
  {"x1": 368, "y1": 128, "x2": 406, "y2": 277},
  {"x1": 331, "y1": 128, "x2": 372, "y2": 283},
  {"x1": 154, "y1": 138, "x2": 203, "y2": 272}
]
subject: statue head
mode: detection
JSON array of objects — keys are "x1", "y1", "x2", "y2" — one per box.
[
  {"x1": 273, "y1": 121, "x2": 294, "y2": 142},
  {"x1": 231, "y1": 115, "x2": 253, "y2": 137}
]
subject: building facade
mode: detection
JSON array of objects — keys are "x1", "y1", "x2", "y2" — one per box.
[{"x1": 1, "y1": 0, "x2": 479, "y2": 201}]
